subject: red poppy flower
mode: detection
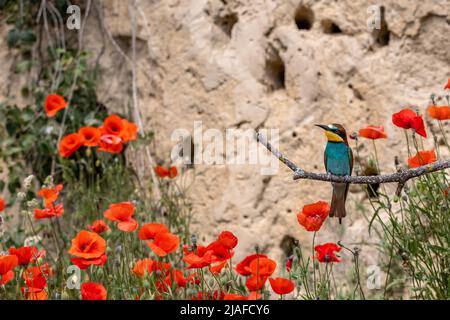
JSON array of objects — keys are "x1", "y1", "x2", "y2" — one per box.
[
  {"x1": 246, "y1": 275, "x2": 268, "y2": 291},
  {"x1": 23, "y1": 290, "x2": 48, "y2": 300},
  {"x1": 98, "y1": 134, "x2": 124, "y2": 154},
  {"x1": 224, "y1": 293, "x2": 248, "y2": 300},
  {"x1": 269, "y1": 277, "x2": 295, "y2": 295},
  {"x1": 297, "y1": 201, "x2": 330, "y2": 232},
  {"x1": 59, "y1": 133, "x2": 85, "y2": 158},
  {"x1": 103, "y1": 202, "x2": 138, "y2": 232},
  {"x1": 68, "y1": 231, "x2": 106, "y2": 259},
  {"x1": 23, "y1": 264, "x2": 52, "y2": 291},
  {"x1": 81, "y1": 282, "x2": 107, "y2": 300},
  {"x1": 206, "y1": 241, "x2": 234, "y2": 262},
  {"x1": 165, "y1": 269, "x2": 195, "y2": 289},
  {"x1": 37, "y1": 184, "x2": 63, "y2": 208},
  {"x1": 392, "y1": 109, "x2": 417, "y2": 129},
  {"x1": 88, "y1": 220, "x2": 110, "y2": 234},
  {"x1": 79, "y1": 127, "x2": 101, "y2": 147},
  {"x1": 392, "y1": 109, "x2": 427, "y2": 138},
  {"x1": 408, "y1": 150, "x2": 437, "y2": 168},
  {"x1": 183, "y1": 246, "x2": 215, "y2": 269},
  {"x1": 155, "y1": 166, "x2": 178, "y2": 178},
  {"x1": 146, "y1": 232, "x2": 179, "y2": 257},
  {"x1": 68, "y1": 230, "x2": 107, "y2": 269},
  {"x1": 248, "y1": 291, "x2": 262, "y2": 300},
  {"x1": 0, "y1": 197, "x2": 5, "y2": 212},
  {"x1": 428, "y1": 105, "x2": 450, "y2": 121},
  {"x1": 245, "y1": 257, "x2": 277, "y2": 277},
  {"x1": 131, "y1": 258, "x2": 154, "y2": 277},
  {"x1": 34, "y1": 203, "x2": 64, "y2": 220},
  {"x1": 155, "y1": 166, "x2": 169, "y2": 178},
  {"x1": 218, "y1": 231, "x2": 238, "y2": 250},
  {"x1": 169, "y1": 166, "x2": 178, "y2": 178},
  {"x1": 444, "y1": 78, "x2": 450, "y2": 90},
  {"x1": 224, "y1": 291, "x2": 261, "y2": 300},
  {"x1": 71, "y1": 255, "x2": 107, "y2": 270},
  {"x1": 358, "y1": 125, "x2": 387, "y2": 140},
  {"x1": 444, "y1": 186, "x2": 450, "y2": 198},
  {"x1": 121, "y1": 120, "x2": 138, "y2": 143},
  {"x1": 9, "y1": 246, "x2": 38, "y2": 265},
  {"x1": 102, "y1": 115, "x2": 126, "y2": 137},
  {"x1": 209, "y1": 260, "x2": 228, "y2": 274},
  {"x1": 44, "y1": 94, "x2": 67, "y2": 117},
  {"x1": 138, "y1": 223, "x2": 169, "y2": 240},
  {"x1": 314, "y1": 243, "x2": 342, "y2": 263},
  {"x1": 235, "y1": 254, "x2": 268, "y2": 276},
  {"x1": 0, "y1": 255, "x2": 18, "y2": 285},
  {"x1": 286, "y1": 255, "x2": 294, "y2": 272}
]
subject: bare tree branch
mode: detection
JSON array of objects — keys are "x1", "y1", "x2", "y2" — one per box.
[{"x1": 256, "y1": 132, "x2": 450, "y2": 195}]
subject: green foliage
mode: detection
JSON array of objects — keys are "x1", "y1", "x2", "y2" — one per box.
[
  {"x1": 0, "y1": 49, "x2": 106, "y2": 195},
  {"x1": 368, "y1": 151, "x2": 450, "y2": 299},
  {"x1": 0, "y1": 1, "x2": 195, "y2": 300}
]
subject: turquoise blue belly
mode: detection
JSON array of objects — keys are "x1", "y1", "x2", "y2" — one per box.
[{"x1": 325, "y1": 142, "x2": 351, "y2": 176}]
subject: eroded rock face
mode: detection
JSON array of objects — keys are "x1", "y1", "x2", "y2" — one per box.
[{"x1": 1, "y1": 1, "x2": 449, "y2": 270}]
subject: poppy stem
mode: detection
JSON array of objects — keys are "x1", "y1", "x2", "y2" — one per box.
[
  {"x1": 438, "y1": 120, "x2": 450, "y2": 153},
  {"x1": 312, "y1": 231, "x2": 317, "y2": 298}
]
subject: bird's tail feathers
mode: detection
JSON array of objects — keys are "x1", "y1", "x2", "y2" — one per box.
[{"x1": 330, "y1": 183, "x2": 348, "y2": 224}]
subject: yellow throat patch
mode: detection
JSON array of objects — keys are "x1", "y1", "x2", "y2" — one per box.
[{"x1": 325, "y1": 131, "x2": 344, "y2": 142}]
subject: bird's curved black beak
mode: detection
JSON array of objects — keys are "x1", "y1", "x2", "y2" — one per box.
[{"x1": 315, "y1": 124, "x2": 330, "y2": 131}]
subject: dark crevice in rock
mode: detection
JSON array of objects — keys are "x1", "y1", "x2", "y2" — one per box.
[
  {"x1": 254, "y1": 176, "x2": 272, "y2": 209},
  {"x1": 294, "y1": 5, "x2": 314, "y2": 30},
  {"x1": 321, "y1": 19, "x2": 342, "y2": 34},
  {"x1": 280, "y1": 235, "x2": 297, "y2": 257},
  {"x1": 348, "y1": 83, "x2": 364, "y2": 101},
  {"x1": 373, "y1": 6, "x2": 390, "y2": 46},
  {"x1": 264, "y1": 46, "x2": 286, "y2": 92},
  {"x1": 214, "y1": 12, "x2": 238, "y2": 37}
]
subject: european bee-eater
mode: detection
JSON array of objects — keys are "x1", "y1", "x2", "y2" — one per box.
[{"x1": 316, "y1": 124, "x2": 353, "y2": 223}]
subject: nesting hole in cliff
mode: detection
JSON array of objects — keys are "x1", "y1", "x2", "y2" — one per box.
[
  {"x1": 264, "y1": 47, "x2": 285, "y2": 92},
  {"x1": 374, "y1": 6, "x2": 390, "y2": 46},
  {"x1": 280, "y1": 235, "x2": 297, "y2": 257},
  {"x1": 321, "y1": 19, "x2": 342, "y2": 34},
  {"x1": 294, "y1": 5, "x2": 314, "y2": 30},
  {"x1": 214, "y1": 12, "x2": 238, "y2": 37}
]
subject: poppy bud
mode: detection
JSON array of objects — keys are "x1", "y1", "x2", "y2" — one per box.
[
  {"x1": 349, "y1": 131, "x2": 358, "y2": 140},
  {"x1": 86, "y1": 148, "x2": 92, "y2": 157},
  {"x1": 191, "y1": 234, "x2": 197, "y2": 251},
  {"x1": 36, "y1": 256, "x2": 44, "y2": 265},
  {"x1": 44, "y1": 175, "x2": 54, "y2": 188},
  {"x1": 23, "y1": 175, "x2": 34, "y2": 189}
]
